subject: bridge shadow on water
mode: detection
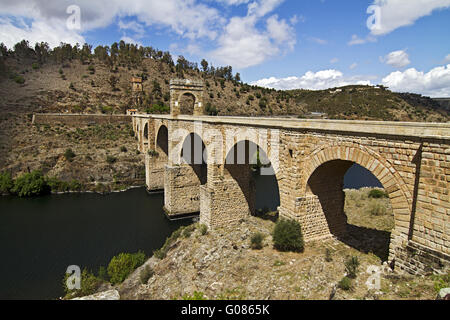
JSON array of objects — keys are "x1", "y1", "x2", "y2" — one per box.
[{"x1": 339, "y1": 224, "x2": 391, "y2": 262}]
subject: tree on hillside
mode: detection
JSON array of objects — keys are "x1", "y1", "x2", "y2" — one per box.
[
  {"x1": 34, "y1": 42, "x2": 50, "y2": 64},
  {"x1": 201, "y1": 59, "x2": 209, "y2": 73}
]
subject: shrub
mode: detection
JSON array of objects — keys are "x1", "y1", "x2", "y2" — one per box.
[
  {"x1": 63, "y1": 268, "x2": 104, "y2": 299},
  {"x1": 63, "y1": 269, "x2": 103, "y2": 299},
  {"x1": 14, "y1": 75, "x2": 25, "y2": 84},
  {"x1": 432, "y1": 273, "x2": 450, "y2": 293},
  {"x1": 32, "y1": 62, "x2": 40, "y2": 70},
  {"x1": 0, "y1": 171, "x2": 14, "y2": 194},
  {"x1": 183, "y1": 291, "x2": 207, "y2": 300},
  {"x1": 369, "y1": 200, "x2": 387, "y2": 216},
  {"x1": 140, "y1": 265, "x2": 154, "y2": 284},
  {"x1": 64, "y1": 148, "x2": 76, "y2": 162},
  {"x1": 106, "y1": 155, "x2": 117, "y2": 164},
  {"x1": 97, "y1": 266, "x2": 108, "y2": 281},
  {"x1": 12, "y1": 170, "x2": 50, "y2": 197},
  {"x1": 368, "y1": 189, "x2": 388, "y2": 199},
  {"x1": 344, "y1": 256, "x2": 360, "y2": 279},
  {"x1": 250, "y1": 232, "x2": 265, "y2": 250},
  {"x1": 182, "y1": 224, "x2": 196, "y2": 238},
  {"x1": 147, "y1": 150, "x2": 159, "y2": 157},
  {"x1": 88, "y1": 65, "x2": 95, "y2": 74},
  {"x1": 120, "y1": 146, "x2": 128, "y2": 153},
  {"x1": 199, "y1": 224, "x2": 208, "y2": 235},
  {"x1": 107, "y1": 251, "x2": 147, "y2": 285},
  {"x1": 338, "y1": 276, "x2": 353, "y2": 291},
  {"x1": 272, "y1": 219, "x2": 304, "y2": 253}
]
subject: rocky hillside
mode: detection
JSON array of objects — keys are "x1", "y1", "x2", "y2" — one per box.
[
  {"x1": 0, "y1": 40, "x2": 448, "y2": 121},
  {"x1": 105, "y1": 188, "x2": 447, "y2": 300},
  {"x1": 0, "y1": 40, "x2": 448, "y2": 187}
]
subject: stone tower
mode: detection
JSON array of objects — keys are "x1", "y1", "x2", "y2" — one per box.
[{"x1": 131, "y1": 77, "x2": 143, "y2": 107}]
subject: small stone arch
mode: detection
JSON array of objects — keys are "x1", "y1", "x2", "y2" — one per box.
[
  {"x1": 170, "y1": 79, "x2": 204, "y2": 116},
  {"x1": 155, "y1": 124, "x2": 169, "y2": 157},
  {"x1": 143, "y1": 123, "x2": 149, "y2": 140}
]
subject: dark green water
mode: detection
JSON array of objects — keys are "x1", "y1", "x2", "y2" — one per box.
[{"x1": 0, "y1": 188, "x2": 191, "y2": 300}]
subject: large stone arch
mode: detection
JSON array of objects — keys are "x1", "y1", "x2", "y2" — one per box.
[
  {"x1": 303, "y1": 143, "x2": 411, "y2": 212},
  {"x1": 223, "y1": 127, "x2": 281, "y2": 178},
  {"x1": 301, "y1": 143, "x2": 412, "y2": 262},
  {"x1": 220, "y1": 138, "x2": 282, "y2": 220}
]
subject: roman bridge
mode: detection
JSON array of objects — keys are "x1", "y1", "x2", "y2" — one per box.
[{"x1": 131, "y1": 79, "x2": 450, "y2": 275}]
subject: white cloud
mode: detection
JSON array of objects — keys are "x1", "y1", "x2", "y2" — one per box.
[
  {"x1": 0, "y1": 0, "x2": 293, "y2": 69},
  {"x1": 210, "y1": 1, "x2": 296, "y2": 69},
  {"x1": 349, "y1": 63, "x2": 358, "y2": 70},
  {"x1": 252, "y1": 69, "x2": 373, "y2": 91},
  {"x1": 217, "y1": 0, "x2": 251, "y2": 5},
  {"x1": 309, "y1": 37, "x2": 327, "y2": 45},
  {"x1": 0, "y1": 16, "x2": 84, "y2": 48},
  {"x1": 444, "y1": 54, "x2": 450, "y2": 63},
  {"x1": 330, "y1": 57, "x2": 338, "y2": 64},
  {"x1": 0, "y1": 0, "x2": 224, "y2": 48},
  {"x1": 370, "y1": 0, "x2": 450, "y2": 36},
  {"x1": 382, "y1": 64, "x2": 450, "y2": 97},
  {"x1": 348, "y1": 34, "x2": 376, "y2": 46},
  {"x1": 381, "y1": 50, "x2": 411, "y2": 68}
]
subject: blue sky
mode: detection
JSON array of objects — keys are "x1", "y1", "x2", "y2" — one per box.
[{"x1": 1, "y1": 0, "x2": 450, "y2": 96}]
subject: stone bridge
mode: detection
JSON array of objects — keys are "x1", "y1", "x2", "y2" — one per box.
[{"x1": 132, "y1": 79, "x2": 450, "y2": 275}]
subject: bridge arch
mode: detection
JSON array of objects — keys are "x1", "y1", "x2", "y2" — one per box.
[
  {"x1": 223, "y1": 139, "x2": 282, "y2": 218},
  {"x1": 303, "y1": 144, "x2": 411, "y2": 211},
  {"x1": 302, "y1": 144, "x2": 412, "y2": 259},
  {"x1": 156, "y1": 124, "x2": 169, "y2": 156},
  {"x1": 143, "y1": 123, "x2": 149, "y2": 140}
]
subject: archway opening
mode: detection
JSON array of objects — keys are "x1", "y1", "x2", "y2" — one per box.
[
  {"x1": 181, "y1": 133, "x2": 207, "y2": 185},
  {"x1": 156, "y1": 125, "x2": 168, "y2": 157},
  {"x1": 144, "y1": 123, "x2": 148, "y2": 140},
  {"x1": 225, "y1": 140, "x2": 280, "y2": 221},
  {"x1": 179, "y1": 93, "x2": 196, "y2": 115},
  {"x1": 307, "y1": 160, "x2": 394, "y2": 261}
]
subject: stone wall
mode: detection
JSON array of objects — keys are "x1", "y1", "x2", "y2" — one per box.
[
  {"x1": 33, "y1": 113, "x2": 131, "y2": 127},
  {"x1": 164, "y1": 164, "x2": 204, "y2": 216}
]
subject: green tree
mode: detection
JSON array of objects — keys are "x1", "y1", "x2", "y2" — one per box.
[
  {"x1": 12, "y1": 170, "x2": 50, "y2": 197},
  {"x1": 0, "y1": 171, "x2": 14, "y2": 194},
  {"x1": 201, "y1": 59, "x2": 209, "y2": 72},
  {"x1": 107, "y1": 251, "x2": 146, "y2": 285}
]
